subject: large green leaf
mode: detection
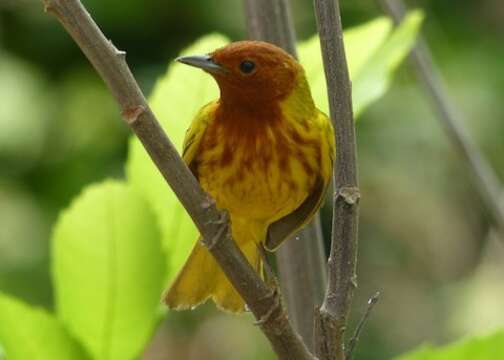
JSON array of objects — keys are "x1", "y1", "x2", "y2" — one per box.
[
  {"x1": 396, "y1": 330, "x2": 504, "y2": 360},
  {"x1": 299, "y1": 16, "x2": 392, "y2": 117},
  {"x1": 52, "y1": 180, "x2": 165, "y2": 360},
  {"x1": 299, "y1": 10, "x2": 424, "y2": 117},
  {"x1": 0, "y1": 293, "x2": 89, "y2": 360},
  {"x1": 126, "y1": 34, "x2": 228, "y2": 283}
]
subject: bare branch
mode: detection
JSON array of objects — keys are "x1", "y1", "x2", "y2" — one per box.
[
  {"x1": 41, "y1": 0, "x2": 314, "y2": 358},
  {"x1": 312, "y1": 0, "x2": 360, "y2": 359},
  {"x1": 378, "y1": 0, "x2": 504, "y2": 243},
  {"x1": 244, "y1": 0, "x2": 328, "y2": 351},
  {"x1": 345, "y1": 292, "x2": 380, "y2": 360},
  {"x1": 276, "y1": 218, "x2": 328, "y2": 350}
]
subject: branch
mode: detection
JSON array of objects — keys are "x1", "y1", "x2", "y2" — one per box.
[
  {"x1": 244, "y1": 0, "x2": 297, "y2": 57},
  {"x1": 312, "y1": 0, "x2": 360, "y2": 359},
  {"x1": 276, "y1": 217, "x2": 328, "y2": 350},
  {"x1": 378, "y1": 0, "x2": 504, "y2": 243},
  {"x1": 41, "y1": 1, "x2": 314, "y2": 359},
  {"x1": 345, "y1": 292, "x2": 380, "y2": 360},
  {"x1": 244, "y1": 0, "x2": 328, "y2": 351}
]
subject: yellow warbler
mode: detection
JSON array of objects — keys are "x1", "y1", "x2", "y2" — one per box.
[{"x1": 164, "y1": 41, "x2": 335, "y2": 313}]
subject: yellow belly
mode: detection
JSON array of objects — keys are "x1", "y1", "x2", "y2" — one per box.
[
  {"x1": 196, "y1": 124, "x2": 320, "y2": 224},
  {"x1": 200, "y1": 156, "x2": 310, "y2": 221}
]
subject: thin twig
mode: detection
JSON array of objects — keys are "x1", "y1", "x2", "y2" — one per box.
[
  {"x1": 312, "y1": 0, "x2": 360, "y2": 359},
  {"x1": 244, "y1": 0, "x2": 328, "y2": 351},
  {"x1": 41, "y1": 1, "x2": 314, "y2": 359},
  {"x1": 345, "y1": 292, "x2": 380, "y2": 360},
  {"x1": 378, "y1": 0, "x2": 504, "y2": 242}
]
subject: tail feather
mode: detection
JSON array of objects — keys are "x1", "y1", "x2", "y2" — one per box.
[
  {"x1": 163, "y1": 241, "x2": 219, "y2": 310},
  {"x1": 163, "y1": 238, "x2": 262, "y2": 313}
]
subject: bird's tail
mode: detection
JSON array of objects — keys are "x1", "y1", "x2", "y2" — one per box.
[{"x1": 163, "y1": 233, "x2": 262, "y2": 313}]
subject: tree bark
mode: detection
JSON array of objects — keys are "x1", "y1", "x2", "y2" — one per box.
[{"x1": 312, "y1": 0, "x2": 360, "y2": 359}]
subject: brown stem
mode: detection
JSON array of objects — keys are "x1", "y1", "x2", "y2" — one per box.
[
  {"x1": 378, "y1": 0, "x2": 504, "y2": 242},
  {"x1": 243, "y1": 0, "x2": 328, "y2": 351},
  {"x1": 276, "y1": 218, "x2": 328, "y2": 351},
  {"x1": 312, "y1": 0, "x2": 360, "y2": 359},
  {"x1": 345, "y1": 292, "x2": 380, "y2": 360},
  {"x1": 41, "y1": 0, "x2": 314, "y2": 358},
  {"x1": 244, "y1": 0, "x2": 297, "y2": 56}
]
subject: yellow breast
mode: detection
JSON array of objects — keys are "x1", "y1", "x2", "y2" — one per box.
[{"x1": 195, "y1": 114, "x2": 323, "y2": 223}]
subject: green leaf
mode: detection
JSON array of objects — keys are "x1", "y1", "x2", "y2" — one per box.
[
  {"x1": 52, "y1": 180, "x2": 165, "y2": 360},
  {"x1": 0, "y1": 293, "x2": 89, "y2": 360},
  {"x1": 299, "y1": 10, "x2": 424, "y2": 117},
  {"x1": 352, "y1": 10, "x2": 424, "y2": 117},
  {"x1": 126, "y1": 34, "x2": 228, "y2": 283},
  {"x1": 299, "y1": 16, "x2": 392, "y2": 116},
  {"x1": 396, "y1": 330, "x2": 504, "y2": 360}
]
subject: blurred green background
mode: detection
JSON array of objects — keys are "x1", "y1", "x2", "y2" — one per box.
[{"x1": 1, "y1": 0, "x2": 503, "y2": 359}]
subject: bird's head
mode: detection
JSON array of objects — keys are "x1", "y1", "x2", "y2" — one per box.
[{"x1": 176, "y1": 41, "x2": 303, "y2": 105}]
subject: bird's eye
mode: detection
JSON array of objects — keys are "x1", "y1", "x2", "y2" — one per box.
[{"x1": 239, "y1": 60, "x2": 256, "y2": 74}]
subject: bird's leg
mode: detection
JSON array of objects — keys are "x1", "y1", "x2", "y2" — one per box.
[{"x1": 257, "y1": 244, "x2": 278, "y2": 288}]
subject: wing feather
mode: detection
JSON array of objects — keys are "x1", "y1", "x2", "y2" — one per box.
[
  {"x1": 265, "y1": 176, "x2": 327, "y2": 251},
  {"x1": 181, "y1": 101, "x2": 218, "y2": 175},
  {"x1": 265, "y1": 111, "x2": 335, "y2": 251}
]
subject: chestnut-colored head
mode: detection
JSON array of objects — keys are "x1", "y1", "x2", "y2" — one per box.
[{"x1": 177, "y1": 41, "x2": 301, "y2": 104}]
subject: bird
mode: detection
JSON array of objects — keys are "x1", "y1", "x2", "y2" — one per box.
[{"x1": 163, "y1": 40, "x2": 335, "y2": 313}]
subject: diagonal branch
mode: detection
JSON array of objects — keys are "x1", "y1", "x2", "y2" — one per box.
[
  {"x1": 378, "y1": 0, "x2": 504, "y2": 243},
  {"x1": 244, "y1": 0, "x2": 328, "y2": 351},
  {"x1": 312, "y1": 0, "x2": 360, "y2": 359},
  {"x1": 41, "y1": 0, "x2": 314, "y2": 359}
]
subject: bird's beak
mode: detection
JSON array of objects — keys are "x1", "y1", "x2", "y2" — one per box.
[{"x1": 176, "y1": 55, "x2": 227, "y2": 74}]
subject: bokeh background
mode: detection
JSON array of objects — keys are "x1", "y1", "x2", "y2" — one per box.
[{"x1": 1, "y1": 0, "x2": 503, "y2": 359}]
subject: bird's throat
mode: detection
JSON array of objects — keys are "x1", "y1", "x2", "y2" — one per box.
[{"x1": 216, "y1": 94, "x2": 283, "y2": 128}]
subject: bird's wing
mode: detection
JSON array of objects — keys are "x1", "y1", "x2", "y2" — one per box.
[
  {"x1": 265, "y1": 111, "x2": 335, "y2": 251},
  {"x1": 265, "y1": 176, "x2": 327, "y2": 251},
  {"x1": 181, "y1": 101, "x2": 218, "y2": 174}
]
